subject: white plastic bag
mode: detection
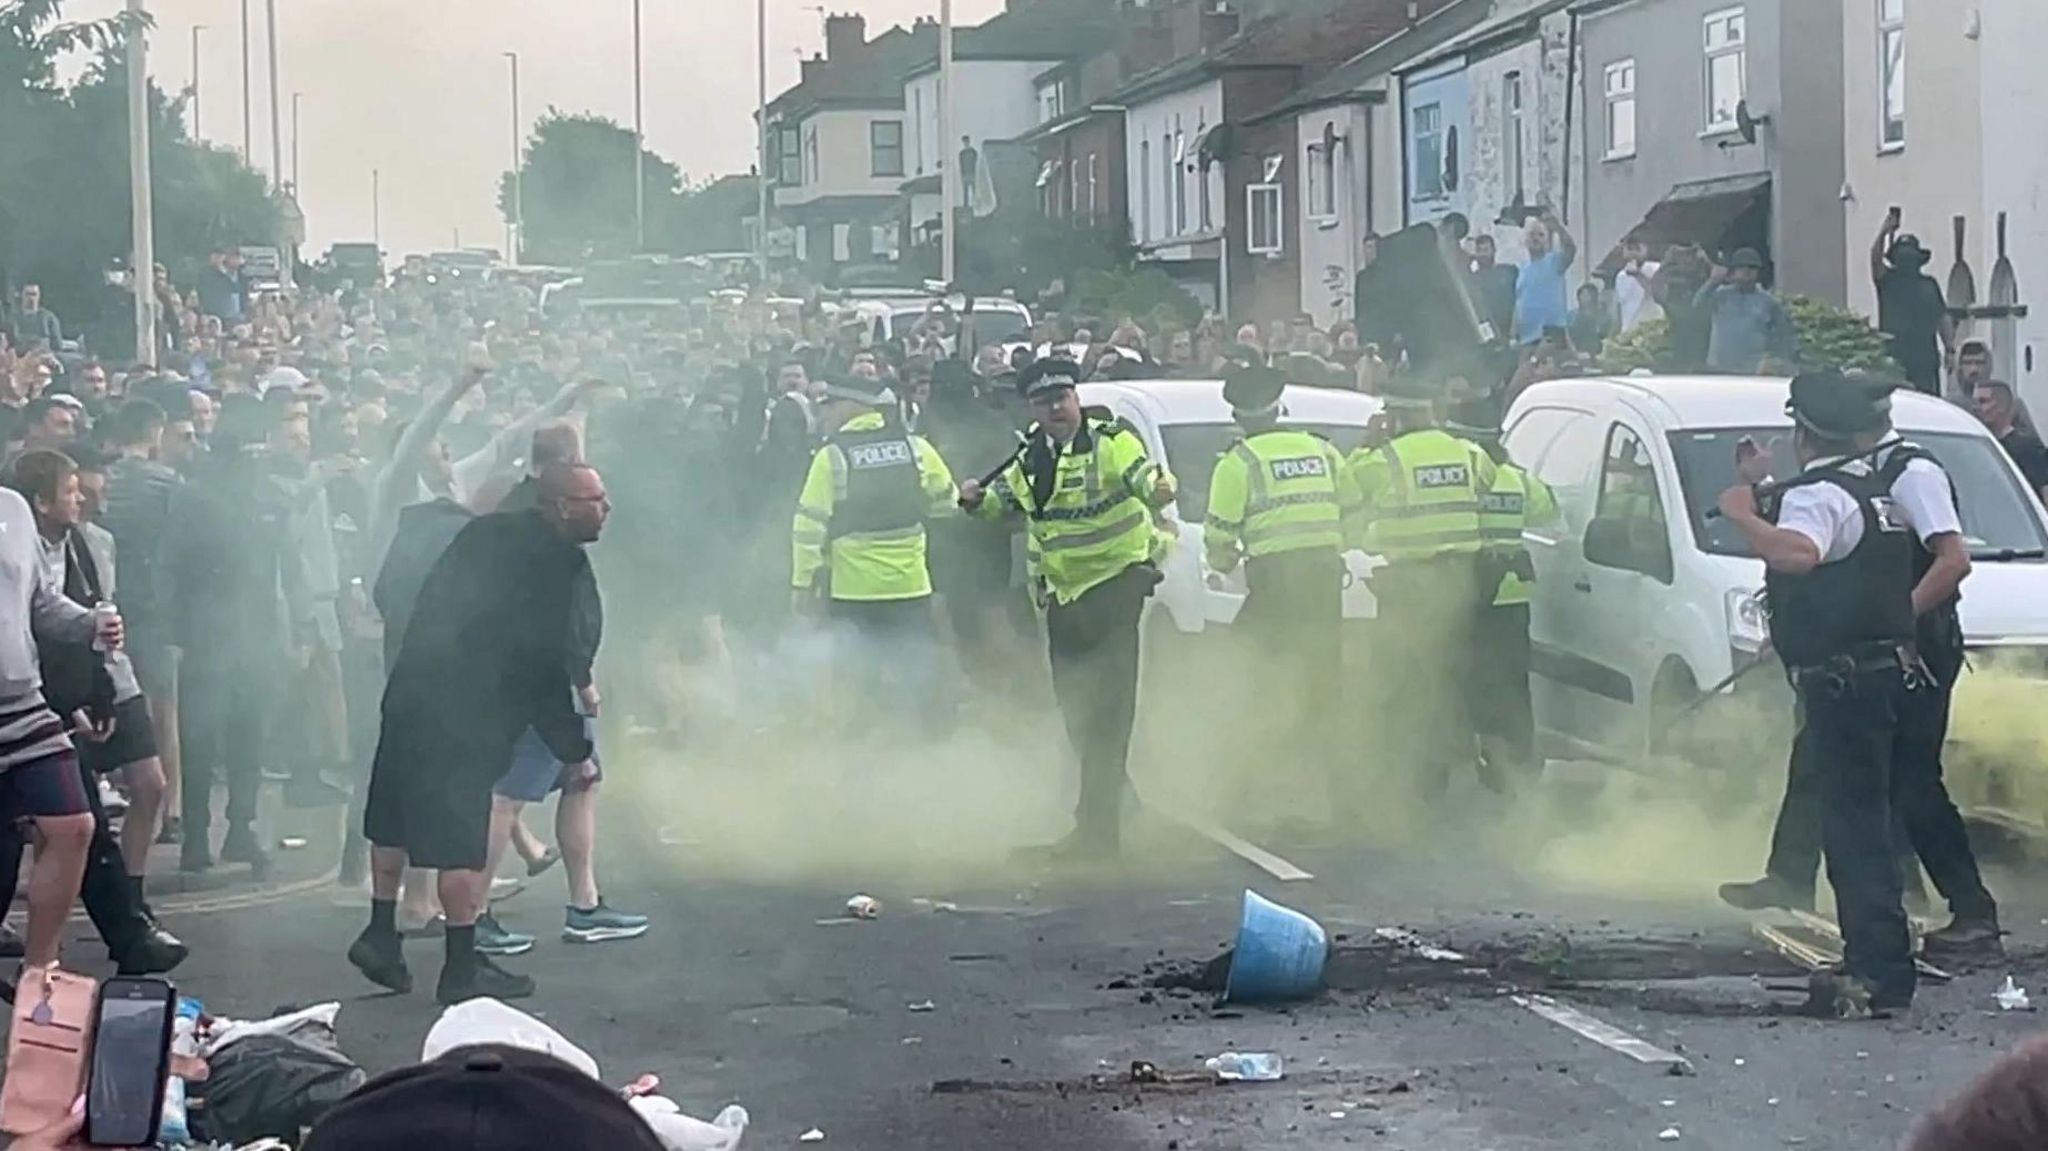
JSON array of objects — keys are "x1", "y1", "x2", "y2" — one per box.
[
  {"x1": 421, "y1": 999, "x2": 600, "y2": 1080},
  {"x1": 202, "y1": 1001, "x2": 344, "y2": 1058},
  {"x1": 629, "y1": 1098, "x2": 750, "y2": 1151}
]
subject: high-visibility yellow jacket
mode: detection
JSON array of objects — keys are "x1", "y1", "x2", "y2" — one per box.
[
  {"x1": 1482, "y1": 463, "x2": 1557, "y2": 606},
  {"x1": 1203, "y1": 427, "x2": 1357, "y2": 572},
  {"x1": 1345, "y1": 428, "x2": 1496, "y2": 561},
  {"x1": 792, "y1": 411, "x2": 957, "y2": 601},
  {"x1": 973, "y1": 416, "x2": 1173, "y2": 605}
]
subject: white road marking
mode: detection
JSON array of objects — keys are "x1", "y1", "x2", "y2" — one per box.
[
  {"x1": 1512, "y1": 993, "x2": 1696, "y2": 1076},
  {"x1": 1161, "y1": 809, "x2": 1314, "y2": 882}
]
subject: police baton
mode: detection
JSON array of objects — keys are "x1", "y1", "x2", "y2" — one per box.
[
  {"x1": 1648, "y1": 650, "x2": 1775, "y2": 749},
  {"x1": 975, "y1": 431, "x2": 1031, "y2": 489}
]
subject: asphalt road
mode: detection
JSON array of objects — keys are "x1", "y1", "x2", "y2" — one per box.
[{"x1": 95, "y1": 740, "x2": 2048, "y2": 1151}]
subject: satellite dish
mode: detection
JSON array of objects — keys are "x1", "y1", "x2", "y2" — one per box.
[{"x1": 1735, "y1": 99, "x2": 1771, "y2": 145}]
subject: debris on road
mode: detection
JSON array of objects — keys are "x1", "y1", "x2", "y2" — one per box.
[
  {"x1": 1996, "y1": 976, "x2": 2032, "y2": 1011},
  {"x1": 1129, "y1": 1060, "x2": 1163, "y2": 1084},
  {"x1": 277, "y1": 836, "x2": 308, "y2": 850},
  {"x1": 627, "y1": 1099, "x2": 749, "y2": 1151},
  {"x1": 845, "y1": 894, "x2": 881, "y2": 920},
  {"x1": 906, "y1": 1000, "x2": 936, "y2": 1013},
  {"x1": 1225, "y1": 891, "x2": 1329, "y2": 1004},
  {"x1": 1373, "y1": 927, "x2": 1468, "y2": 962},
  {"x1": 1205, "y1": 1052, "x2": 1285, "y2": 1082},
  {"x1": 1658, "y1": 1127, "x2": 1682, "y2": 1141},
  {"x1": 799, "y1": 1128, "x2": 827, "y2": 1143}
]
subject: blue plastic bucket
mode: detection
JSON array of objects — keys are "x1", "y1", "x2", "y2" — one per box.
[{"x1": 1224, "y1": 889, "x2": 1330, "y2": 1003}]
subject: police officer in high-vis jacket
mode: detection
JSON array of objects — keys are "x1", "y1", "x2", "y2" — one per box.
[
  {"x1": 1714, "y1": 371, "x2": 1920, "y2": 1017},
  {"x1": 1461, "y1": 421, "x2": 1556, "y2": 787},
  {"x1": 1204, "y1": 356, "x2": 1358, "y2": 776},
  {"x1": 1346, "y1": 377, "x2": 1495, "y2": 800},
  {"x1": 959, "y1": 357, "x2": 1176, "y2": 858},
  {"x1": 792, "y1": 372, "x2": 958, "y2": 728}
]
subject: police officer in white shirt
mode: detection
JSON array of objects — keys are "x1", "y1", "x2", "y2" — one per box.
[
  {"x1": 1715, "y1": 372, "x2": 1920, "y2": 1016},
  {"x1": 1721, "y1": 382, "x2": 2001, "y2": 961}
]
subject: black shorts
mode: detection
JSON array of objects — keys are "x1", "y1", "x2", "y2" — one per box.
[
  {"x1": 80, "y1": 697, "x2": 159, "y2": 775},
  {"x1": 361, "y1": 720, "x2": 510, "y2": 873}
]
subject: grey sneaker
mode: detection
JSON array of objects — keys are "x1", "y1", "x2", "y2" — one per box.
[
  {"x1": 476, "y1": 912, "x2": 536, "y2": 957},
  {"x1": 563, "y1": 901, "x2": 649, "y2": 944}
]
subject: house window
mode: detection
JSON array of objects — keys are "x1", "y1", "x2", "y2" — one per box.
[
  {"x1": 911, "y1": 87, "x2": 925, "y2": 174},
  {"x1": 1139, "y1": 139, "x2": 1153, "y2": 240},
  {"x1": 1879, "y1": 0, "x2": 1905, "y2": 150},
  {"x1": 1038, "y1": 80, "x2": 1064, "y2": 124},
  {"x1": 1247, "y1": 182, "x2": 1283, "y2": 255},
  {"x1": 1603, "y1": 60, "x2": 1636, "y2": 159},
  {"x1": 1412, "y1": 101, "x2": 1445, "y2": 200},
  {"x1": 1172, "y1": 129, "x2": 1188, "y2": 235},
  {"x1": 777, "y1": 126, "x2": 801, "y2": 184},
  {"x1": 870, "y1": 121, "x2": 904, "y2": 178},
  {"x1": 1503, "y1": 71, "x2": 1525, "y2": 199},
  {"x1": 1161, "y1": 132, "x2": 1174, "y2": 236},
  {"x1": 1068, "y1": 157, "x2": 1081, "y2": 220},
  {"x1": 1306, "y1": 143, "x2": 1337, "y2": 220},
  {"x1": 803, "y1": 126, "x2": 819, "y2": 184},
  {"x1": 1704, "y1": 6, "x2": 1747, "y2": 133},
  {"x1": 1086, "y1": 154, "x2": 1098, "y2": 218}
]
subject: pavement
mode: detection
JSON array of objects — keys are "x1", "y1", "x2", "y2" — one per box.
[{"x1": 53, "y1": 739, "x2": 2048, "y2": 1151}]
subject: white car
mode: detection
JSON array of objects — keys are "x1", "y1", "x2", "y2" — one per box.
[
  {"x1": 1077, "y1": 378, "x2": 1384, "y2": 633},
  {"x1": 1503, "y1": 374, "x2": 2048, "y2": 762}
]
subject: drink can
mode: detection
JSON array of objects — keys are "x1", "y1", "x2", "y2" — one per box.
[{"x1": 91, "y1": 602, "x2": 118, "y2": 653}]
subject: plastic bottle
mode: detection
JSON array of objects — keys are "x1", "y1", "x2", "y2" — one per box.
[{"x1": 1205, "y1": 1052, "x2": 1284, "y2": 1082}]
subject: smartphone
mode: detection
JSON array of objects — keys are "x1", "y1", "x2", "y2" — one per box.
[{"x1": 85, "y1": 977, "x2": 175, "y2": 1147}]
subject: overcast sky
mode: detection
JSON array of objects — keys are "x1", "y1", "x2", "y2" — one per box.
[{"x1": 70, "y1": 0, "x2": 1002, "y2": 258}]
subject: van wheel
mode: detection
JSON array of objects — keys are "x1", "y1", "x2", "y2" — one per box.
[{"x1": 1648, "y1": 664, "x2": 1701, "y2": 754}]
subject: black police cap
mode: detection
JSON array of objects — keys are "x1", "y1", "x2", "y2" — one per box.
[
  {"x1": 1017, "y1": 355, "x2": 1082, "y2": 399},
  {"x1": 1786, "y1": 370, "x2": 1894, "y2": 438}
]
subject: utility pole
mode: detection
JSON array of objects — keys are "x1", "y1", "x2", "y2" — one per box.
[
  {"x1": 505, "y1": 52, "x2": 522, "y2": 262},
  {"x1": 372, "y1": 168, "x2": 381, "y2": 250},
  {"x1": 756, "y1": 0, "x2": 769, "y2": 282},
  {"x1": 239, "y1": 0, "x2": 251, "y2": 158},
  {"x1": 632, "y1": 0, "x2": 645, "y2": 251},
  {"x1": 189, "y1": 24, "x2": 204, "y2": 138},
  {"x1": 290, "y1": 91, "x2": 302, "y2": 189},
  {"x1": 128, "y1": 0, "x2": 157, "y2": 364},
  {"x1": 265, "y1": 0, "x2": 282, "y2": 192},
  {"x1": 939, "y1": 0, "x2": 956, "y2": 284}
]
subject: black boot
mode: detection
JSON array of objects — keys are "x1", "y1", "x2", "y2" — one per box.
[
  {"x1": 115, "y1": 926, "x2": 189, "y2": 976},
  {"x1": 219, "y1": 825, "x2": 272, "y2": 877},
  {"x1": 347, "y1": 929, "x2": 413, "y2": 994},
  {"x1": 436, "y1": 953, "x2": 535, "y2": 1005},
  {"x1": 1922, "y1": 913, "x2": 2003, "y2": 962}
]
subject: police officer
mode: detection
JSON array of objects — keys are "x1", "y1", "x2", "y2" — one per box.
[
  {"x1": 1459, "y1": 420, "x2": 1556, "y2": 787},
  {"x1": 1714, "y1": 371, "x2": 1919, "y2": 1015},
  {"x1": 791, "y1": 372, "x2": 958, "y2": 729},
  {"x1": 1346, "y1": 378, "x2": 1495, "y2": 800},
  {"x1": 1205, "y1": 356, "x2": 1356, "y2": 784},
  {"x1": 959, "y1": 357, "x2": 1175, "y2": 858},
  {"x1": 1720, "y1": 383, "x2": 1999, "y2": 961}
]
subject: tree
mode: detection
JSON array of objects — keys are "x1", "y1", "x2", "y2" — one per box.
[
  {"x1": 0, "y1": 1, "x2": 277, "y2": 355},
  {"x1": 1599, "y1": 297, "x2": 1904, "y2": 378},
  {"x1": 498, "y1": 110, "x2": 683, "y2": 265},
  {"x1": 665, "y1": 173, "x2": 760, "y2": 256}
]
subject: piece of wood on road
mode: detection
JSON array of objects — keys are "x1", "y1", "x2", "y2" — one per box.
[{"x1": 1160, "y1": 809, "x2": 1315, "y2": 882}]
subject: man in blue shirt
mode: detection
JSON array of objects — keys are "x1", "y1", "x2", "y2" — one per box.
[
  {"x1": 1512, "y1": 210, "x2": 1576, "y2": 346},
  {"x1": 1696, "y1": 247, "x2": 1796, "y2": 373}
]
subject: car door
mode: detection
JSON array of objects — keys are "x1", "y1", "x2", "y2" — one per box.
[
  {"x1": 1513, "y1": 407, "x2": 1608, "y2": 752},
  {"x1": 1570, "y1": 419, "x2": 1679, "y2": 755}
]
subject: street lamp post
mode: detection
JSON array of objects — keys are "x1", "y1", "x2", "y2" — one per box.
[
  {"x1": 128, "y1": 0, "x2": 157, "y2": 363},
  {"x1": 939, "y1": 0, "x2": 956, "y2": 284},
  {"x1": 756, "y1": 0, "x2": 768, "y2": 282},
  {"x1": 290, "y1": 91, "x2": 302, "y2": 189},
  {"x1": 505, "y1": 51, "x2": 522, "y2": 263},
  {"x1": 239, "y1": 0, "x2": 251, "y2": 159},
  {"x1": 632, "y1": 0, "x2": 645, "y2": 251},
  {"x1": 265, "y1": 0, "x2": 282, "y2": 192},
  {"x1": 189, "y1": 24, "x2": 204, "y2": 138},
  {"x1": 372, "y1": 168, "x2": 381, "y2": 250}
]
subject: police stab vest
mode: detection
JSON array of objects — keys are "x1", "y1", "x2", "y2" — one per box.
[
  {"x1": 1762, "y1": 463, "x2": 1917, "y2": 669},
  {"x1": 827, "y1": 424, "x2": 926, "y2": 541},
  {"x1": 1875, "y1": 439, "x2": 1964, "y2": 655}
]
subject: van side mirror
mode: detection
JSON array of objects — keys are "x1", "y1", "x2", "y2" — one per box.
[{"x1": 1584, "y1": 515, "x2": 1673, "y2": 583}]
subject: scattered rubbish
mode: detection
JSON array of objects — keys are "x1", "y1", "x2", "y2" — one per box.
[
  {"x1": 1733, "y1": 1058, "x2": 1746, "y2": 1068},
  {"x1": 1658, "y1": 1127, "x2": 1682, "y2": 1141},
  {"x1": 622, "y1": 1074, "x2": 662, "y2": 1099},
  {"x1": 1225, "y1": 891, "x2": 1329, "y2": 1004},
  {"x1": 906, "y1": 1000, "x2": 936, "y2": 1013},
  {"x1": 1768, "y1": 1098, "x2": 1780, "y2": 1106},
  {"x1": 799, "y1": 1128, "x2": 826, "y2": 1143},
  {"x1": 1129, "y1": 1061, "x2": 1162, "y2": 1084},
  {"x1": 901, "y1": 1037, "x2": 922, "y2": 1045},
  {"x1": 912, "y1": 898, "x2": 960, "y2": 913},
  {"x1": 845, "y1": 895, "x2": 881, "y2": 920},
  {"x1": 1205, "y1": 1052, "x2": 1285, "y2": 1082},
  {"x1": 1329, "y1": 1111, "x2": 1347, "y2": 1119},
  {"x1": 277, "y1": 836, "x2": 308, "y2": 851},
  {"x1": 197, "y1": 1010, "x2": 365, "y2": 1143},
  {"x1": 1372, "y1": 927, "x2": 1468, "y2": 963},
  {"x1": 1660, "y1": 1100, "x2": 1675, "y2": 1107},
  {"x1": 1996, "y1": 976, "x2": 2032, "y2": 1011}
]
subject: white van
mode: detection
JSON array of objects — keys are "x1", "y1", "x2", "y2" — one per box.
[
  {"x1": 1078, "y1": 378, "x2": 1384, "y2": 633},
  {"x1": 1503, "y1": 374, "x2": 2048, "y2": 762}
]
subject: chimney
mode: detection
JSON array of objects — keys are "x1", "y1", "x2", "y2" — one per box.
[
  {"x1": 824, "y1": 12, "x2": 867, "y2": 62},
  {"x1": 1199, "y1": 5, "x2": 1241, "y2": 50},
  {"x1": 799, "y1": 53, "x2": 825, "y2": 84}
]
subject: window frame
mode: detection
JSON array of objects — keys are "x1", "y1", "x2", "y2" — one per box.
[
  {"x1": 1503, "y1": 70, "x2": 1525, "y2": 199},
  {"x1": 1878, "y1": 0, "x2": 1906, "y2": 152},
  {"x1": 1139, "y1": 139, "x2": 1153, "y2": 241},
  {"x1": 1411, "y1": 101, "x2": 1446, "y2": 201},
  {"x1": 1085, "y1": 153, "x2": 1098, "y2": 219},
  {"x1": 1603, "y1": 60, "x2": 1637, "y2": 160},
  {"x1": 1703, "y1": 6, "x2": 1747, "y2": 135},
  {"x1": 1172, "y1": 126, "x2": 1189, "y2": 235},
  {"x1": 1306, "y1": 141, "x2": 1337, "y2": 221},
  {"x1": 869, "y1": 120, "x2": 905, "y2": 179},
  {"x1": 777, "y1": 125, "x2": 802, "y2": 185},
  {"x1": 1246, "y1": 181, "x2": 1284, "y2": 256}
]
